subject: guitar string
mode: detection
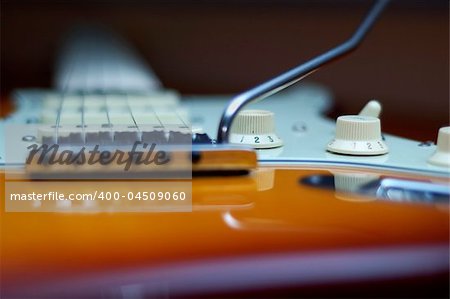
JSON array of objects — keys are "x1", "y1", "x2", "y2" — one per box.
[
  {"x1": 102, "y1": 40, "x2": 113, "y2": 143},
  {"x1": 55, "y1": 34, "x2": 83, "y2": 144},
  {"x1": 80, "y1": 35, "x2": 92, "y2": 145},
  {"x1": 108, "y1": 33, "x2": 167, "y2": 138},
  {"x1": 55, "y1": 31, "x2": 176, "y2": 145}
]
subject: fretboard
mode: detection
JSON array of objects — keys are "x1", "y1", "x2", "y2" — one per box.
[{"x1": 54, "y1": 26, "x2": 161, "y2": 93}]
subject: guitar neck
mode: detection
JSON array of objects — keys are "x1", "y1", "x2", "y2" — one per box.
[{"x1": 54, "y1": 25, "x2": 161, "y2": 93}]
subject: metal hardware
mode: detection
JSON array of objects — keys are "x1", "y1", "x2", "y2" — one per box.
[
  {"x1": 22, "y1": 135, "x2": 36, "y2": 142},
  {"x1": 217, "y1": 0, "x2": 390, "y2": 143}
]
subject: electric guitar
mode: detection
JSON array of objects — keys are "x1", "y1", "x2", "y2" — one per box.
[{"x1": 1, "y1": 1, "x2": 449, "y2": 298}]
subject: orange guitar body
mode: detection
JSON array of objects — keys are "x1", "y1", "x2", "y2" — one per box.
[
  {"x1": 1, "y1": 165, "x2": 449, "y2": 297},
  {"x1": 1, "y1": 2, "x2": 449, "y2": 296}
]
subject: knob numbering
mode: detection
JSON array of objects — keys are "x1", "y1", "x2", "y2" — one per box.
[
  {"x1": 327, "y1": 115, "x2": 388, "y2": 156},
  {"x1": 230, "y1": 110, "x2": 283, "y2": 149}
]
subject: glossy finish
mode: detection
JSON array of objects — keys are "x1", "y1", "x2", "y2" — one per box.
[{"x1": 1, "y1": 166, "x2": 448, "y2": 297}]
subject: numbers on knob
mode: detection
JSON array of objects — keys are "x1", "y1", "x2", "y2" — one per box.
[
  {"x1": 327, "y1": 114, "x2": 388, "y2": 155},
  {"x1": 229, "y1": 109, "x2": 283, "y2": 149}
]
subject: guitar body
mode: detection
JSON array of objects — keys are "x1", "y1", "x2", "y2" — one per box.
[
  {"x1": 1, "y1": 15, "x2": 449, "y2": 298},
  {"x1": 1, "y1": 165, "x2": 449, "y2": 298}
]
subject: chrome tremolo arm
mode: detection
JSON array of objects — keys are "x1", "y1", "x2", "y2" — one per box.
[{"x1": 217, "y1": 0, "x2": 390, "y2": 144}]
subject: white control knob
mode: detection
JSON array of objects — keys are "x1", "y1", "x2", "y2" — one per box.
[
  {"x1": 230, "y1": 110, "x2": 283, "y2": 149},
  {"x1": 428, "y1": 126, "x2": 450, "y2": 168},
  {"x1": 327, "y1": 115, "x2": 388, "y2": 155}
]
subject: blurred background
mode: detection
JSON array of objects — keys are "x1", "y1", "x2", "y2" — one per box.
[{"x1": 1, "y1": 0, "x2": 448, "y2": 140}]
